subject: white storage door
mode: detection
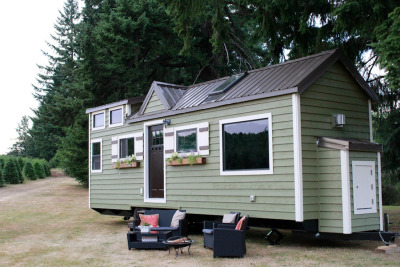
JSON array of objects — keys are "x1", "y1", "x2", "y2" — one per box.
[{"x1": 352, "y1": 161, "x2": 377, "y2": 214}]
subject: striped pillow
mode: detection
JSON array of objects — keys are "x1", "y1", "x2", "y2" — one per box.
[{"x1": 235, "y1": 216, "x2": 246, "y2": 230}]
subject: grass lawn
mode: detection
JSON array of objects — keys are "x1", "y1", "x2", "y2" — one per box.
[{"x1": 0, "y1": 176, "x2": 399, "y2": 266}]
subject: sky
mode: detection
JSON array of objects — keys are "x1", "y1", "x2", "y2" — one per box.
[{"x1": 0, "y1": 0, "x2": 66, "y2": 154}]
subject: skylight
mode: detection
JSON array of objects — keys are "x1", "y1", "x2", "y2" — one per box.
[{"x1": 208, "y1": 72, "x2": 247, "y2": 96}]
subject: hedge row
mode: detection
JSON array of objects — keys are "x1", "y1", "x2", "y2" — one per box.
[{"x1": 0, "y1": 156, "x2": 50, "y2": 186}]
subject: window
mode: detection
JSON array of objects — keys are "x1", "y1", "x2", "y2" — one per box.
[
  {"x1": 109, "y1": 107, "x2": 123, "y2": 127},
  {"x1": 119, "y1": 137, "x2": 135, "y2": 158},
  {"x1": 92, "y1": 111, "x2": 105, "y2": 130},
  {"x1": 91, "y1": 139, "x2": 102, "y2": 173},
  {"x1": 152, "y1": 130, "x2": 164, "y2": 145},
  {"x1": 219, "y1": 114, "x2": 273, "y2": 175},
  {"x1": 176, "y1": 128, "x2": 197, "y2": 153}
]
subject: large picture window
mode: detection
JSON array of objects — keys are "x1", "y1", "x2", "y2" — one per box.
[
  {"x1": 91, "y1": 139, "x2": 102, "y2": 173},
  {"x1": 219, "y1": 114, "x2": 273, "y2": 175},
  {"x1": 109, "y1": 107, "x2": 123, "y2": 127},
  {"x1": 176, "y1": 128, "x2": 197, "y2": 153},
  {"x1": 119, "y1": 137, "x2": 135, "y2": 158}
]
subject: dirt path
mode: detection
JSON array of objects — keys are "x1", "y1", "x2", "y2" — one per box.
[{"x1": 0, "y1": 175, "x2": 399, "y2": 266}]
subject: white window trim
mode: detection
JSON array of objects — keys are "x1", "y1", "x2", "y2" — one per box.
[
  {"x1": 143, "y1": 119, "x2": 166, "y2": 203},
  {"x1": 117, "y1": 133, "x2": 141, "y2": 160},
  {"x1": 92, "y1": 110, "x2": 105, "y2": 131},
  {"x1": 91, "y1": 138, "x2": 102, "y2": 173},
  {"x1": 378, "y1": 152, "x2": 383, "y2": 231},
  {"x1": 219, "y1": 113, "x2": 273, "y2": 176},
  {"x1": 174, "y1": 123, "x2": 199, "y2": 156},
  {"x1": 88, "y1": 114, "x2": 91, "y2": 208},
  {"x1": 109, "y1": 106, "x2": 124, "y2": 128}
]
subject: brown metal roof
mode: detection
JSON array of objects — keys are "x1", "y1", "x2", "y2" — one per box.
[{"x1": 126, "y1": 49, "x2": 378, "y2": 123}]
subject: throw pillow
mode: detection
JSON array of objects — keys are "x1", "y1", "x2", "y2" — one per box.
[
  {"x1": 170, "y1": 210, "x2": 186, "y2": 227},
  {"x1": 139, "y1": 214, "x2": 159, "y2": 227},
  {"x1": 222, "y1": 213, "x2": 237, "y2": 224},
  {"x1": 235, "y1": 216, "x2": 246, "y2": 230}
]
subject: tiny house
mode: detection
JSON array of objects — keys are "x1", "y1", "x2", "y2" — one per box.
[{"x1": 86, "y1": 49, "x2": 385, "y2": 236}]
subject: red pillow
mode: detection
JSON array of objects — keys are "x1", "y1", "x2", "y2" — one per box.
[
  {"x1": 235, "y1": 216, "x2": 246, "y2": 230},
  {"x1": 139, "y1": 214, "x2": 159, "y2": 227}
]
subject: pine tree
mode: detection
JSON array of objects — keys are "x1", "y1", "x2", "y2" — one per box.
[
  {"x1": 23, "y1": 162, "x2": 37, "y2": 180},
  {"x1": 34, "y1": 162, "x2": 45, "y2": 179},
  {"x1": 3, "y1": 160, "x2": 20, "y2": 184}
]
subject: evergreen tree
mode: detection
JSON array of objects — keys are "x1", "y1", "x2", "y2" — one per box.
[
  {"x1": 0, "y1": 166, "x2": 4, "y2": 187},
  {"x1": 11, "y1": 158, "x2": 23, "y2": 184},
  {"x1": 23, "y1": 162, "x2": 37, "y2": 180},
  {"x1": 8, "y1": 116, "x2": 32, "y2": 157},
  {"x1": 33, "y1": 162, "x2": 45, "y2": 179},
  {"x1": 3, "y1": 160, "x2": 20, "y2": 184},
  {"x1": 0, "y1": 158, "x2": 4, "y2": 169},
  {"x1": 17, "y1": 158, "x2": 25, "y2": 170}
]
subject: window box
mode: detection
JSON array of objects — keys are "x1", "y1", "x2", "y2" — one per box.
[
  {"x1": 112, "y1": 161, "x2": 140, "y2": 169},
  {"x1": 166, "y1": 157, "x2": 206, "y2": 166}
]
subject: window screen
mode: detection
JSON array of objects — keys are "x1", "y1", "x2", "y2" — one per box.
[
  {"x1": 93, "y1": 113, "x2": 104, "y2": 128},
  {"x1": 110, "y1": 108, "x2": 122, "y2": 124},
  {"x1": 223, "y1": 118, "x2": 269, "y2": 171},
  {"x1": 176, "y1": 128, "x2": 197, "y2": 153},
  {"x1": 119, "y1": 138, "x2": 135, "y2": 158},
  {"x1": 92, "y1": 142, "x2": 101, "y2": 170}
]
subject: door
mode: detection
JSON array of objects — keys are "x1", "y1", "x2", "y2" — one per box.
[
  {"x1": 352, "y1": 161, "x2": 377, "y2": 214},
  {"x1": 148, "y1": 125, "x2": 164, "y2": 198}
]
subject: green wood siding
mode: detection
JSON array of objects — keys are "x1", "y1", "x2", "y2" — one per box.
[
  {"x1": 301, "y1": 62, "x2": 371, "y2": 229},
  {"x1": 317, "y1": 147, "x2": 343, "y2": 233},
  {"x1": 143, "y1": 92, "x2": 164, "y2": 114},
  {"x1": 349, "y1": 151, "x2": 380, "y2": 232},
  {"x1": 89, "y1": 94, "x2": 296, "y2": 220}
]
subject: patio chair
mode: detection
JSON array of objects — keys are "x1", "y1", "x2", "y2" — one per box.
[
  {"x1": 202, "y1": 211, "x2": 241, "y2": 249},
  {"x1": 213, "y1": 215, "x2": 249, "y2": 258}
]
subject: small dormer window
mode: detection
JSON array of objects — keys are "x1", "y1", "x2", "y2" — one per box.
[
  {"x1": 109, "y1": 106, "x2": 123, "y2": 127},
  {"x1": 92, "y1": 111, "x2": 105, "y2": 130}
]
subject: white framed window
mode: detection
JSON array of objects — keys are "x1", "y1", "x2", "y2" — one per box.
[
  {"x1": 117, "y1": 133, "x2": 136, "y2": 160},
  {"x1": 92, "y1": 111, "x2": 105, "y2": 130},
  {"x1": 91, "y1": 138, "x2": 102, "y2": 173},
  {"x1": 219, "y1": 113, "x2": 273, "y2": 176},
  {"x1": 174, "y1": 125, "x2": 198, "y2": 155},
  {"x1": 109, "y1": 106, "x2": 123, "y2": 127}
]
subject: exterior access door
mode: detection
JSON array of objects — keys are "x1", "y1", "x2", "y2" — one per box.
[{"x1": 148, "y1": 125, "x2": 164, "y2": 198}]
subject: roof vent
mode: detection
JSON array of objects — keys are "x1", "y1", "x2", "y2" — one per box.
[{"x1": 203, "y1": 72, "x2": 247, "y2": 103}]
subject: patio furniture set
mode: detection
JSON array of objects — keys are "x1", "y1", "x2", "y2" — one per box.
[{"x1": 127, "y1": 209, "x2": 249, "y2": 258}]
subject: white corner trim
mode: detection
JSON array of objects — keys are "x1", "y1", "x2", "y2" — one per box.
[
  {"x1": 92, "y1": 110, "x2": 105, "y2": 131},
  {"x1": 109, "y1": 105, "x2": 124, "y2": 128},
  {"x1": 219, "y1": 113, "x2": 273, "y2": 176},
  {"x1": 340, "y1": 150, "x2": 352, "y2": 234},
  {"x1": 368, "y1": 100, "x2": 373, "y2": 142},
  {"x1": 378, "y1": 152, "x2": 383, "y2": 231},
  {"x1": 143, "y1": 119, "x2": 166, "y2": 203},
  {"x1": 292, "y1": 94, "x2": 303, "y2": 222},
  {"x1": 90, "y1": 138, "x2": 103, "y2": 174},
  {"x1": 88, "y1": 114, "x2": 91, "y2": 209}
]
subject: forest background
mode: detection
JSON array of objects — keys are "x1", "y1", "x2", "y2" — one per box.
[{"x1": 7, "y1": 0, "x2": 400, "y2": 204}]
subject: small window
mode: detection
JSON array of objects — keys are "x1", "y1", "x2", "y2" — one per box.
[
  {"x1": 93, "y1": 112, "x2": 105, "y2": 129},
  {"x1": 220, "y1": 114, "x2": 272, "y2": 175},
  {"x1": 119, "y1": 137, "x2": 135, "y2": 158},
  {"x1": 176, "y1": 128, "x2": 197, "y2": 153},
  {"x1": 92, "y1": 141, "x2": 102, "y2": 172},
  {"x1": 110, "y1": 107, "x2": 123, "y2": 126}
]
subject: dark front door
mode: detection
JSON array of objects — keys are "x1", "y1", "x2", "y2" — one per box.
[{"x1": 148, "y1": 124, "x2": 164, "y2": 198}]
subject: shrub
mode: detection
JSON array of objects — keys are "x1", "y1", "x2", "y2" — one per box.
[
  {"x1": 0, "y1": 158, "x2": 4, "y2": 169},
  {"x1": 33, "y1": 162, "x2": 45, "y2": 179},
  {"x1": 382, "y1": 183, "x2": 400, "y2": 205},
  {"x1": 0, "y1": 167, "x2": 4, "y2": 187},
  {"x1": 12, "y1": 158, "x2": 24, "y2": 183},
  {"x1": 17, "y1": 157, "x2": 24, "y2": 170},
  {"x1": 23, "y1": 162, "x2": 36, "y2": 180},
  {"x1": 3, "y1": 160, "x2": 20, "y2": 184}
]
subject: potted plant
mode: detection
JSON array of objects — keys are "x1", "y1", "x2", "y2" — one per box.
[
  {"x1": 113, "y1": 154, "x2": 140, "y2": 169},
  {"x1": 139, "y1": 222, "x2": 151, "y2": 233},
  {"x1": 166, "y1": 152, "x2": 206, "y2": 166}
]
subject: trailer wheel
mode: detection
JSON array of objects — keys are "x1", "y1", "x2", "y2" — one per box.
[{"x1": 123, "y1": 216, "x2": 130, "y2": 221}]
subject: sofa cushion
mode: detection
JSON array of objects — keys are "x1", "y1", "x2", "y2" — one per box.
[
  {"x1": 150, "y1": 226, "x2": 179, "y2": 231},
  {"x1": 235, "y1": 216, "x2": 246, "y2": 230},
  {"x1": 144, "y1": 210, "x2": 175, "y2": 227},
  {"x1": 139, "y1": 214, "x2": 159, "y2": 227},
  {"x1": 171, "y1": 210, "x2": 186, "y2": 227},
  {"x1": 222, "y1": 213, "x2": 237, "y2": 224}
]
